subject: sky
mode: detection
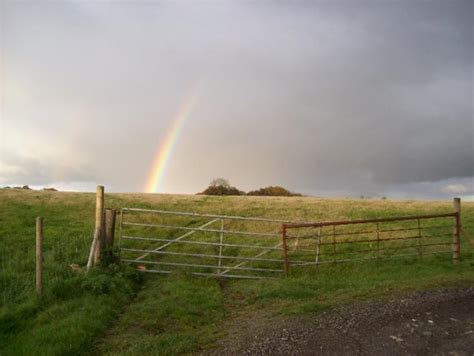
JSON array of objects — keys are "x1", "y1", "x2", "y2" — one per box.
[{"x1": 0, "y1": 0, "x2": 473, "y2": 199}]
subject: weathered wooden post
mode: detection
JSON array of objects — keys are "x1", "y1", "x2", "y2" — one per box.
[
  {"x1": 87, "y1": 185, "x2": 105, "y2": 270},
  {"x1": 453, "y1": 197, "x2": 461, "y2": 264},
  {"x1": 36, "y1": 217, "x2": 43, "y2": 296},
  {"x1": 93, "y1": 185, "x2": 105, "y2": 265},
  {"x1": 104, "y1": 208, "x2": 116, "y2": 263}
]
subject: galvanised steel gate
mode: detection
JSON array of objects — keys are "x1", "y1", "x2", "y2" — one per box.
[{"x1": 118, "y1": 208, "x2": 295, "y2": 279}]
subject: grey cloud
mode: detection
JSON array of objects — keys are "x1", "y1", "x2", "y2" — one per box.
[
  {"x1": 1, "y1": 0, "x2": 472, "y2": 196},
  {"x1": 0, "y1": 151, "x2": 96, "y2": 186}
]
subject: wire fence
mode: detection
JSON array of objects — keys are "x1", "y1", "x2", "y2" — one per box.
[{"x1": 0, "y1": 233, "x2": 91, "y2": 307}]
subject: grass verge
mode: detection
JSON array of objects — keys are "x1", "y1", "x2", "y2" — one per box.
[
  {"x1": 1, "y1": 189, "x2": 473, "y2": 354},
  {"x1": 0, "y1": 265, "x2": 141, "y2": 355}
]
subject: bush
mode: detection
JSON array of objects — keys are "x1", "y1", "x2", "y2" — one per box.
[
  {"x1": 199, "y1": 185, "x2": 244, "y2": 196},
  {"x1": 247, "y1": 186, "x2": 301, "y2": 197},
  {"x1": 198, "y1": 178, "x2": 244, "y2": 196},
  {"x1": 198, "y1": 180, "x2": 301, "y2": 197}
]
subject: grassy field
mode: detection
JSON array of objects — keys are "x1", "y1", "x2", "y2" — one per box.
[{"x1": 1, "y1": 189, "x2": 473, "y2": 355}]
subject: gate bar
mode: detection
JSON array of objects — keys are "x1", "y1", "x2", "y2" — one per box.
[
  {"x1": 139, "y1": 269, "x2": 267, "y2": 280},
  {"x1": 122, "y1": 222, "x2": 280, "y2": 238},
  {"x1": 122, "y1": 235, "x2": 308, "y2": 251},
  {"x1": 283, "y1": 212, "x2": 457, "y2": 229},
  {"x1": 121, "y1": 248, "x2": 285, "y2": 263},
  {"x1": 122, "y1": 259, "x2": 283, "y2": 273}
]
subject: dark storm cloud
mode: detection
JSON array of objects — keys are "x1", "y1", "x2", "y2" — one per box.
[{"x1": 0, "y1": 0, "x2": 472, "y2": 197}]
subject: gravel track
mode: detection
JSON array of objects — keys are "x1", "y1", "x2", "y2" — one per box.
[{"x1": 209, "y1": 288, "x2": 474, "y2": 355}]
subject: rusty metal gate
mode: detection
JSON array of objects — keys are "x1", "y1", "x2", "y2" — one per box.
[{"x1": 281, "y1": 210, "x2": 461, "y2": 276}]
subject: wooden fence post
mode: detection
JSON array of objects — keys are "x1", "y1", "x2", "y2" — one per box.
[
  {"x1": 93, "y1": 185, "x2": 105, "y2": 265},
  {"x1": 104, "y1": 208, "x2": 116, "y2": 263},
  {"x1": 453, "y1": 197, "x2": 461, "y2": 264},
  {"x1": 36, "y1": 217, "x2": 43, "y2": 296},
  {"x1": 87, "y1": 185, "x2": 105, "y2": 270}
]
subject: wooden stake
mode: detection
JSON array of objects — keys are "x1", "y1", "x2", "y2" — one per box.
[
  {"x1": 453, "y1": 197, "x2": 461, "y2": 264},
  {"x1": 104, "y1": 208, "x2": 116, "y2": 263},
  {"x1": 36, "y1": 217, "x2": 43, "y2": 296},
  {"x1": 87, "y1": 185, "x2": 105, "y2": 270}
]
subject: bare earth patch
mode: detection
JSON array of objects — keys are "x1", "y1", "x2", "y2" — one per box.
[{"x1": 209, "y1": 288, "x2": 474, "y2": 355}]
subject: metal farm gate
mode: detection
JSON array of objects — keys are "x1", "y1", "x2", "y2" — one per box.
[
  {"x1": 281, "y1": 210, "x2": 461, "y2": 276},
  {"x1": 117, "y1": 208, "x2": 294, "y2": 279},
  {"x1": 118, "y1": 200, "x2": 461, "y2": 279}
]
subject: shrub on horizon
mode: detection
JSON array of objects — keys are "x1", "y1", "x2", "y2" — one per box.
[
  {"x1": 247, "y1": 186, "x2": 301, "y2": 197},
  {"x1": 198, "y1": 178, "x2": 244, "y2": 196}
]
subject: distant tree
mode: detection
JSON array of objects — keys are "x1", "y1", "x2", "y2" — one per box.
[
  {"x1": 247, "y1": 186, "x2": 302, "y2": 197},
  {"x1": 209, "y1": 178, "x2": 230, "y2": 188},
  {"x1": 198, "y1": 178, "x2": 244, "y2": 196}
]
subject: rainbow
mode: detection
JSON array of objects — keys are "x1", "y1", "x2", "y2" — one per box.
[{"x1": 144, "y1": 91, "x2": 198, "y2": 193}]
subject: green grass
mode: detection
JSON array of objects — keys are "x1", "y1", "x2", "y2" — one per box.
[
  {"x1": 1, "y1": 189, "x2": 473, "y2": 355},
  {"x1": 0, "y1": 265, "x2": 142, "y2": 355},
  {"x1": 0, "y1": 190, "x2": 142, "y2": 355},
  {"x1": 91, "y1": 275, "x2": 224, "y2": 355}
]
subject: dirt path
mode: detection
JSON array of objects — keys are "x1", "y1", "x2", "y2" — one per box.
[{"x1": 209, "y1": 287, "x2": 474, "y2": 355}]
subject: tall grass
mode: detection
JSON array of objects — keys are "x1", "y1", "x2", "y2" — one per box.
[{"x1": 0, "y1": 233, "x2": 91, "y2": 307}]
